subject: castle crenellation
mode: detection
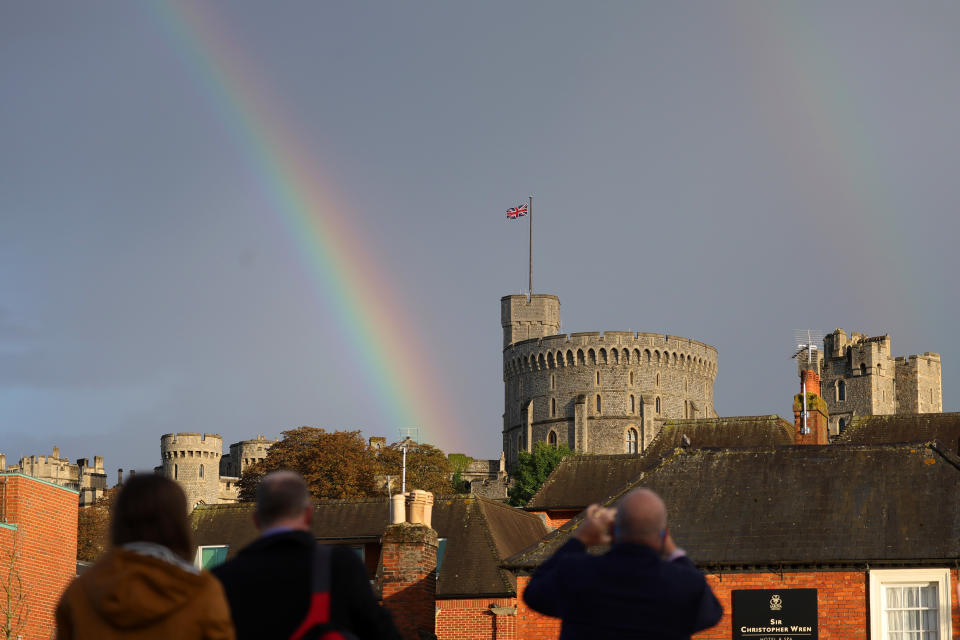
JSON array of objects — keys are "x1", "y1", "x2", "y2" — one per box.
[{"x1": 0, "y1": 446, "x2": 107, "y2": 506}]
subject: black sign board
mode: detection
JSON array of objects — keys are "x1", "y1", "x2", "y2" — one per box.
[{"x1": 732, "y1": 589, "x2": 817, "y2": 640}]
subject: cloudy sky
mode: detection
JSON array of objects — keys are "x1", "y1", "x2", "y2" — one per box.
[{"x1": 2, "y1": 1, "x2": 958, "y2": 477}]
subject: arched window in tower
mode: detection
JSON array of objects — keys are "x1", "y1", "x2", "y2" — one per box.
[
  {"x1": 174, "y1": 464, "x2": 178, "y2": 480},
  {"x1": 550, "y1": 374, "x2": 555, "y2": 390},
  {"x1": 656, "y1": 373, "x2": 660, "y2": 387},
  {"x1": 655, "y1": 397, "x2": 661, "y2": 414},
  {"x1": 877, "y1": 363, "x2": 882, "y2": 375},
  {"x1": 838, "y1": 380, "x2": 846, "y2": 402},
  {"x1": 629, "y1": 371, "x2": 634, "y2": 385},
  {"x1": 577, "y1": 349, "x2": 585, "y2": 365},
  {"x1": 596, "y1": 370, "x2": 601, "y2": 386},
  {"x1": 199, "y1": 464, "x2": 204, "y2": 479},
  {"x1": 630, "y1": 394, "x2": 635, "y2": 414},
  {"x1": 860, "y1": 363, "x2": 866, "y2": 376},
  {"x1": 626, "y1": 428, "x2": 638, "y2": 454},
  {"x1": 596, "y1": 394, "x2": 602, "y2": 414},
  {"x1": 551, "y1": 397, "x2": 556, "y2": 417},
  {"x1": 548, "y1": 430, "x2": 557, "y2": 447},
  {"x1": 838, "y1": 418, "x2": 846, "y2": 434}
]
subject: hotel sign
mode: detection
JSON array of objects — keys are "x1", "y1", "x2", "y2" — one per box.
[{"x1": 732, "y1": 589, "x2": 817, "y2": 640}]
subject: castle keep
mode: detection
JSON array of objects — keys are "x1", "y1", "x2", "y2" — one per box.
[
  {"x1": 798, "y1": 329, "x2": 942, "y2": 436},
  {"x1": 502, "y1": 294, "x2": 717, "y2": 469}
]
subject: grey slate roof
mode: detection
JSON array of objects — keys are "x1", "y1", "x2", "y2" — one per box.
[
  {"x1": 836, "y1": 412, "x2": 960, "y2": 455},
  {"x1": 505, "y1": 443, "x2": 960, "y2": 571},
  {"x1": 525, "y1": 415, "x2": 793, "y2": 510},
  {"x1": 191, "y1": 495, "x2": 546, "y2": 598}
]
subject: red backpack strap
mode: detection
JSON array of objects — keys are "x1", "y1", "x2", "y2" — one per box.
[{"x1": 289, "y1": 544, "x2": 336, "y2": 640}]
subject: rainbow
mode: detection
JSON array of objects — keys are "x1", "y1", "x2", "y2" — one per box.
[
  {"x1": 728, "y1": 3, "x2": 936, "y2": 329},
  {"x1": 148, "y1": 2, "x2": 466, "y2": 451}
]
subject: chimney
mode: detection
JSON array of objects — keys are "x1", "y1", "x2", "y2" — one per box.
[
  {"x1": 117, "y1": 468, "x2": 123, "y2": 486},
  {"x1": 0, "y1": 454, "x2": 5, "y2": 472},
  {"x1": 380, "y1": 491, "x2": 437, "y2": 640},
  {"x1": 794, "y1": 369, "x2": 828, "y2": 445}
]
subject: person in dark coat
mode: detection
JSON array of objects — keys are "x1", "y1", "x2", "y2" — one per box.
[
  {"x1": 212, "y1": 471, "x2": 400, "y2": 640},
  {"x1": 523, "y1": 488, "x2": 722, "y2": 640}
]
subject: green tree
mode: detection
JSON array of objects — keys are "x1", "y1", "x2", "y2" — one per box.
[
  {"x1": 508, "y1": 441, "x2": 573, "y2": 506},
  {"x1": 377, "y1": 441, "x2": 454, "y2": 496},
  {"x1": 447, "y1": 454, "x2": 473, "y2": 493},
  {"x1": 238, "y1": 427, "x2": 381, "y2": 501}
]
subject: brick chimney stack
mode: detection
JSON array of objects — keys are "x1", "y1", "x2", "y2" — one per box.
[
  {"x1": 380, "y1": 490, "x2": 437, "y2": 640},
  {"x1": 794, "y1": 369, "x2": 829, "y2": 445}
]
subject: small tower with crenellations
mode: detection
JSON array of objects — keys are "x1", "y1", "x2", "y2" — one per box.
[{"x1": 160, "y1": 433, "x2": 223, "y2": 509}]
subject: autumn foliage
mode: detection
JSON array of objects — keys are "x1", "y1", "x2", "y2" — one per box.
[
  {"x1": 77, "y1": 487, "x2": 118, "y2": 562},
  {"x1": 237, "y1": 427, "x2": 455, "y2": 502}
]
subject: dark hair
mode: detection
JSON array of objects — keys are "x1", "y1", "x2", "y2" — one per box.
[
  {"x1": 255, "y1": 471, "x2": 312, "y2": 529},
  {"x1": 110, "y1": 473, "x2": 193, "y2": 561}
]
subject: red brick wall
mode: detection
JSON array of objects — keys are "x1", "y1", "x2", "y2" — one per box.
[
  {"x1": 0, "y1": 474, "x2": 79, "y2": 640},
  {"x1": 435, "y1": 597, "x2": 516, "y2": 640},
  {"x1": 695, "y1": 571, "x2": 866, "y2": 640},
  {"x1": 515, "y1": 575, "x2": 562, "y2": 640},
  {"x1": 380, "y1": 523, "x2": 437, "y2": 640},
  {"x1": 514, "y1": 568, "x2": 960, "y2": 640}
]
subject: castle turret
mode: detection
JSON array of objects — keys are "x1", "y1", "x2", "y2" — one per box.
[
  {"x1": 160, "y1": 433, "x2": 223, "y2": 509},
  {"x1": 501, "y1": 295, "x2": 561, "y2": 348}
]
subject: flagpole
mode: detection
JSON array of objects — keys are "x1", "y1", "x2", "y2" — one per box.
[{"x1": 528, "y1": 195, "x2": 533, "y2": 301}]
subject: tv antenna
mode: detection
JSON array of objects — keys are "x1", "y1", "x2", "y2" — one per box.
[
  {"x1": 397, "y1": 427, "x2": 420, "y2": 493},
  {"x1": 792, "y1": 330, "x2": 824, "y2": 435}
]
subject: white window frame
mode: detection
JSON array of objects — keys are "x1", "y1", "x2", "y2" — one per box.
[
  {"x1": 869, "y1": 568, "x2": 952, "y2": 640},
  {"x1": 195, "y1": 544, "x2": 229, "y2": 569}
]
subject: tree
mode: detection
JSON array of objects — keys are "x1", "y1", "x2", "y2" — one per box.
[
  {"x1": 238, "y1": 427, "x2": 381, "y2": 501},
  {"x1": 0, "y1": 525, "x2": 28, "y2": 640},
  {"x1": 447, "y1": 454, "x2": 473, "y2": 494},
  {"x1": 376, "y1": 441, "x2": 454, "y2": 496},
  {"x1": 77, "y1": 487, "x2": 118, "y2": 562},
  {"x1": 508, "y1": 441, "x2": 573, "y2": 506}
]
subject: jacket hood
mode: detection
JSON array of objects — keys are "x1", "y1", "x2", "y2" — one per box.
[{"x1": 83, "y1": 548, "x2": 207, "y2": 629}]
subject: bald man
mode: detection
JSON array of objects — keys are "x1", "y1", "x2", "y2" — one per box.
[{"x1": 523, "y1": 488, "x2": 721, "y2": 640}]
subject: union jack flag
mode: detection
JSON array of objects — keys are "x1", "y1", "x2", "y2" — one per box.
[{"x1": 505, "y1": 203, "x2": 528, "y2": 219}]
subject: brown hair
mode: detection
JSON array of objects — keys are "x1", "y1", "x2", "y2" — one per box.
[{"x1": 110, "y1": 473, "x2": 193, "y2": 561}]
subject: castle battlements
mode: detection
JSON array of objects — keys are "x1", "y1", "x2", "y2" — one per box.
[{"x1": 819, "y1": 329, "x2": 942, "y2": 436}]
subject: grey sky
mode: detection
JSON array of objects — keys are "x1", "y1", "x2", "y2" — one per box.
[{"x1": 2, "y1": 2, "x2": 958, "y2": 477}]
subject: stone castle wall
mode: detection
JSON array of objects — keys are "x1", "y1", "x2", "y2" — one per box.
[
  {"x1": 220, "y1": 435, "x2": 276, "y2": 478},
  {"x1": 815, "y1": 329, "x2": 943, "y2": 436},
  {"x1": 0, "y1": 447, "x2": 107, "y2": 507},
  {"x1": 502, "y1": 295, "x2": 717, "y2": 470},
  {"x1": 160, "y1": 433, "x2": 223, "y2": 509}
]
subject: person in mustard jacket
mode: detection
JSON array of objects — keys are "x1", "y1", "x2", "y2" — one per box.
[{"x1": 56, "y1": 474, "x2": 234, "y2": 640}]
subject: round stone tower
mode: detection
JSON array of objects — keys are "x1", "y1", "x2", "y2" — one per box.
[
  {"x1": 502, "y1": 294, "x2": 718, "y2": 471},
  {"x1": 160, "y1": 433, "x2": 223, "y2": 509}
]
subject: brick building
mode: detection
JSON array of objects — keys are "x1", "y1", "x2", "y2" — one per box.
[
  {"x1": 505, "y1": 442, "x2": 960, "y2": 639},
  {"x1": 190, "y1": 494, "x2": 547, "y2": 640},
  {"x1": 0, "y1": 473, "x2": 79, "y2": 640}
]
